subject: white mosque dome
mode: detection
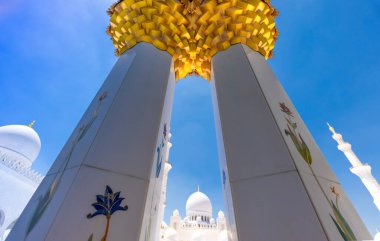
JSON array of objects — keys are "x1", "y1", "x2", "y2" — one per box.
[
  {"x1": 186, "y1": 190, "x2": 212, "y2": 217},
  {"x1": 0, "y1": 123, "x2": 41, "y2": 167},
  {"x1": 164, "y1": 188, "x2": 227, "y2": 241}
]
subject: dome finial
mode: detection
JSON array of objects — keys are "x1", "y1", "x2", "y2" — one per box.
[
  {"x1": 28, "y1": 120, "x2": 36, "y2": 128},
  {"x1": 327, "y1": 122, "x2": 336, "y2": 134},
  {"x1": 197, "y1": 185, "x2": 200, "y2": 192}
]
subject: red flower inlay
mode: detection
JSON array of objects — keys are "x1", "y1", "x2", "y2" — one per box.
[{"x1": 279, "y1": 102, "x2": 293, "y2": 117}]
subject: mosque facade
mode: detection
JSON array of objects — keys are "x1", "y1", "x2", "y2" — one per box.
[
  {"x1": 0, "y1": 122, "x2": 43, "y2": 241},
  {"x1": 151, "y1": 131, "x2": 228, "y2": 241},
  {"x1": 160, "y1": 189, "x2": 228, "y2": 241}
]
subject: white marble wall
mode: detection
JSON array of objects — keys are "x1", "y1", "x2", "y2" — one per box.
[
  {"x1": 6, "y1": 43, "x2": 175, "y2": 241},
  {"x1": 0, "y1": 165, "x2": 38, "y2": 241},
  {"x1": 211, "y1": 44, "x2": 371, "y2": 241}
]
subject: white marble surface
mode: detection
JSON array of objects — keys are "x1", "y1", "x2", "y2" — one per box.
[{"x1": 0, "y1": 165, "x2": 38, "y2": 241}]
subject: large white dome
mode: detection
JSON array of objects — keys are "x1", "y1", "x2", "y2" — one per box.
[
  {"x1": 0, "y1": 124, "x2": 41, "y2": 166},
  {"x1": 186, "y1": 190, "x2": 212, "y2": 217}
]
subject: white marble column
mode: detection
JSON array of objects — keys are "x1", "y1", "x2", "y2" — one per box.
[
  {"x1": 6, "y1": 43, "x2": 175, "y2": 241},
  {"x1": 211, "y1": 44, "x2": 371, "y2": 241}
]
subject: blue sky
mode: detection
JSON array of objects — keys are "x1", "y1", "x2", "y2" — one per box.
[{"x1": 1, "y1": 0, "x2": 379, "y2": 236}]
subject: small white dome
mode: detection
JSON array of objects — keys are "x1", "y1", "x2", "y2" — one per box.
[
  {"x1": 161, "y1": 221, "x2": 168, "y2": 229},
  {"x1": 374, "y1": 231, "x2": 380, "y2": 241},
  {"x1": 173, "y1": 209, "x2": 180, "y2": 216},
  {"x1": 218, "y1": 211, "x2": 225, "y2": 218},
  {"x1": 0, "y1": 124, "x2": 41, "y2": 167},
  {"x1": 186, "y1": 190, "x2": 212, "y2": 217},
  {"x1": 210, "y1": 218, "x2": 215, "y2": 224}
]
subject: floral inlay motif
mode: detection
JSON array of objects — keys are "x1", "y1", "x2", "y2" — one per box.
[
  {"x1": 163, "y1": 123, "x2": 168, "y2": 141},
  {"x1": 25, "y1": 92, "x2": 108, "y2": 237},
  {"x1": 329, "y1": 186, "x2": 356, "y2": 241},
  {"x1": 155, "y1": 140, "x2": 164, "y2": 178},
  {"x1": 87, "y1": 185, "x2": 128, "y2": 241},
  {"x1": 222, "y1": 170, "x2": 227, "y2": 188},
  {"x1": 279, "y1": 102, "x2": 357, "y2": 241},
  {"x1": 280, "y1": 102, "x2": 311, "y2": 165}
]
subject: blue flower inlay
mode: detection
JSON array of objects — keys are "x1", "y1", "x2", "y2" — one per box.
[{"x1": 87, "y1": 185, "x2": 128, "y2": 241}]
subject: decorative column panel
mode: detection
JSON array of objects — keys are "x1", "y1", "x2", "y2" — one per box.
[
  {"x1": 211, "y1": 44, "x2": 371, "y2": 241},
  {"x1": 6, "y1": 43, "x2": 175, "y2": 241}
]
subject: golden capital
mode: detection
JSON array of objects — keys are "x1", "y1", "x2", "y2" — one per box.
[{"x1": 107, "y1": 0, "x2": 278, "y2": 80}]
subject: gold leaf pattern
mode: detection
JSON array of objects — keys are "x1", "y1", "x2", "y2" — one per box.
[{"x1": 107, "y1": 0, "x2": 278, "y2": 80}]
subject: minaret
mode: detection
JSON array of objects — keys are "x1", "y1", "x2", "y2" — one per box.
[{"x1": 328, "y1": 123, "x2": 380, "y2": 211}]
